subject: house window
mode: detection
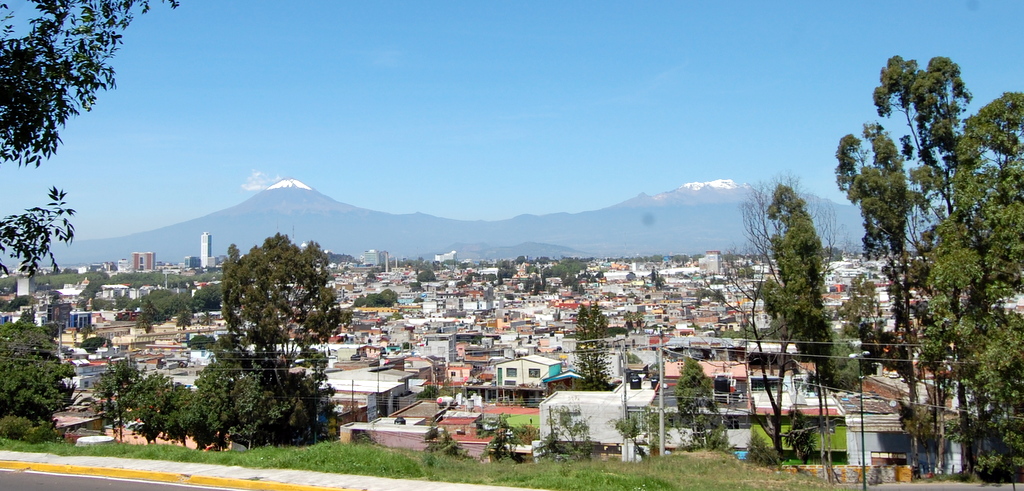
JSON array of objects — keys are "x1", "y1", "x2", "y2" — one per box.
[
  {"x1": 506, "y1": 368, "x2": 517, "y2": 377},
  {"x1": 528, "y1": 368, "x2": 541, "y2": 378}
]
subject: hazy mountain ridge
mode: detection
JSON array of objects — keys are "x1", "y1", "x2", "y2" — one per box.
[{"x1": 54, "y1": 179, "x2": 861, "y2": 263}]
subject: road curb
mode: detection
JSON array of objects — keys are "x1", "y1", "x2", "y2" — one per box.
[{"x1": 0, "y1": 460, "x2": 363, "y2": 491}]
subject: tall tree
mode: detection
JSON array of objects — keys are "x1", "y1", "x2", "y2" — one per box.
[
  {"x1": 574, "y1": 304, "x2": 610, "y2": 391},
  {"x1": 838, "y1": 55, "x2": 985, "y2": 474},
  {"x1": 836, "y1": 56, "x2": 972, "y2": 469},
  {"x1": 761, "y1": 183, "x2": 833, "y2": 471},
  {"x1": 936, "y1": 92, "x2": 1024, "y2": 474},
  {"x1": 208, "y1": 233, "x2": 343, "y2": 446},
  {"x1": 736, "y1": 180, "x2": 833, "y2": 457},
  {"x1": 0, "y1": 0, "x2": 177, "y2": 275}
]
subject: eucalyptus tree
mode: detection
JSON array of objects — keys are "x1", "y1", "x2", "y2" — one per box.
[
  {"x1": 839, "y1": 53, "x2": 1024, "y2": 475},
  {"x1": 761, "y1": 183, "x2": 835, "y2": 473},
  {"x1": 735, "y1": 180, "x2": 834, "y2": 461},
  {"x1": 937, "y1": 92, "x2": 1024, "y2": 474}
]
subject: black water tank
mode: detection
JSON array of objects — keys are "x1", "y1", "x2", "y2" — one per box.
[{"x1": 629, "y1": 376, "x2": 642, "y2": 390}]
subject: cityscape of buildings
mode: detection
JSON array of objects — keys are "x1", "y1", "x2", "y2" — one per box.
[{"x1": 0, "y1": 227, "x2": 971, "y2": 483}]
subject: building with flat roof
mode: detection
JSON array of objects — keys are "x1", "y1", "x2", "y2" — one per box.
[{"x1": 131, "y1": 252, "x2": 155, "y2": 272}]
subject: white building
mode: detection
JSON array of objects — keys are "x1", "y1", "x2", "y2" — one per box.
[
  {"x1": 434, "y1": 250, "x2": 457, "y2": 263},
  {"x1": 201, "y1": 232, "x2": 214, "y2": 268},
  {"x1": 539, "y1": 384, "x2": 658, "y2": 460},
  {"x1": 494, "y1": 355, "x2": 563, "y2": 386}
]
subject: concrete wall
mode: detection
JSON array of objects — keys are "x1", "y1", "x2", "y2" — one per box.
[{"x1": 782, "y1": 465, "x2": 913, "y2": 484}]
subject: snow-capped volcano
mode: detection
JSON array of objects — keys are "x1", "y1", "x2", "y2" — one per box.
[
  {"x1": 679, "y1": 179, "x2": 743, "y2": 191},
  {"x1": 266, "y1": 178, "x2": 313, "y2": 191},
  {"x1": 610, "y1": 179, "x2": 751, "y2": 208}
]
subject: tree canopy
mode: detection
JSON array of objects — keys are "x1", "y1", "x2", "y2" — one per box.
[
  {"x1": 838, "y1": 55, "x2": 1024, "y2": 476},
  {"x1": 0, "y1": 0, "x2": 176, "y2": 275},
  {"x1": 574, "y1": 304, "x2": 610, "y2": 391},
  {"x1": 0, "y1": 320, "x2": 74, "y2": 422},
  {"x1": 674, "y1": 357, "x2": 725, "y2": 450},
  {"x1": 203, "y1": 234, "x2": 342, "y2": 447}
]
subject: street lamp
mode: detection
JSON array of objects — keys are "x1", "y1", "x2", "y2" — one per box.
[{"x1": 849, "y1": 350, "x2": 870, "y2": 491}]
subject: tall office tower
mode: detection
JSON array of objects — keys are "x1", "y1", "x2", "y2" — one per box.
[
  {"x1": 201, "y1": 232, "x2": 213, "y2": 268},
  {"x1": 362, "y1": 249, "x2": 381, "y2": 266}
]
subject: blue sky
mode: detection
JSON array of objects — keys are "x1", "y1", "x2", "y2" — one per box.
[{"x1": 3, "y1": 1, "x2": 1022, "y2": 240}]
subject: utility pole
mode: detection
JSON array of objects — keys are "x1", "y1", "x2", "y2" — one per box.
[
  {"x1": 659, "y1": 326, "x2": 666, "y2": 456},
  {"x1": 850, "y1": 350, "x2": 869, "y2": 491}
]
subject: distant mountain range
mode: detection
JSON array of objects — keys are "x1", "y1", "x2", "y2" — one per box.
[{"x1": 54, "y1": 178, "x2": 863, "y2": 263}]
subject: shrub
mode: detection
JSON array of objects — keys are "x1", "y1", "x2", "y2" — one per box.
[
  {"x1": 23, "y1": 425, "x2": 59, "y2": 444},
  {"x1": 976, "y1": 452, "x2": 1014, "y2": 483},
  {"x1": 424, "y1": 425, "x2": 467, "y2": 458},
  {"x1": 81, "y1": 336, "x2": 107, "y2": 352},
  {"x1": 0, "y1": 416, "x2": 33, "y2": 440},
  {"x1": 747, "y1": 433, "x2": 781, "y2": 468}
]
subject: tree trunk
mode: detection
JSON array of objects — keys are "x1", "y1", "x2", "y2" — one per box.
[{"x1": 957, "y1": 381, "x2": 974, "y2": 474}]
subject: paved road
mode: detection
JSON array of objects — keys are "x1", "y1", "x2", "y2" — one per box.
[
  {"x1": 0, "y1": 450, "x2": 546, "y2": 491},
  {"x1": 0, "y1": 469, "x2": 228, "y2": 491},
  {"x1": 868, "y1": 484, "x2": 1020, "y2": 491}
]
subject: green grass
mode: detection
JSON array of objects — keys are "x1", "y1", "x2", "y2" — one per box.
[
  {"x1": 0, "y1": 439, "x2": 829, "y2": 491},
  {"x1": 505, "y1": 414, "x2": 541, "y2": 426}
]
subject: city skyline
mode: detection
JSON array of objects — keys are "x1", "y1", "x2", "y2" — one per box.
[{"x1": 2, "y1": 2, "x2": 1021, "y2": 241}]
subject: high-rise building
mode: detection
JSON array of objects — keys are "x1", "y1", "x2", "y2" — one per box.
[
  {"x1": 184, "y1": 256, "x2": 201, "y2": 268},
  {"x1": 700, "y1": 250, "x2": 722, "y2": 274},
  {"x1": 132, "y1": 252, "x2": 156, "y2": 272},
  {"x1": 201, "y1": 232, "x2": 213, "y2": 268},
  {"x1": 362, "y1": 249, "x2": 381, "y2": 266}
]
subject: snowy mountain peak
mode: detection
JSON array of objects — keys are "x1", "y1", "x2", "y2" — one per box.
[
  {"x1": 679, "y1": 179, "x2": 741, "y2": 191},
  {"x1": 266, "y1": 178, "x2": 313, "y2": 191}
]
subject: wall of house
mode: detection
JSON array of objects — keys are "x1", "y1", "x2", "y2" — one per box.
[
  {"x1": 540, "y1": 399, "x2": 627, "y2": 444},
  {"x1": 847, "y1": 431, "x2": 911, "y2": 466}
]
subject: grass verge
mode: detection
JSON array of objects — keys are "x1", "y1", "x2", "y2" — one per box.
[{"x1": 0, "y1": 439, "x2": 828, "y2": 491}]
